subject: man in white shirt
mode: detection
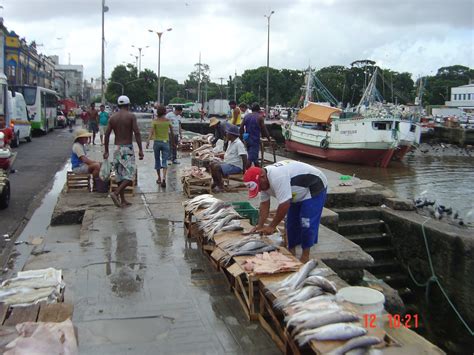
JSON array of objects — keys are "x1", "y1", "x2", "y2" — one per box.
[
  {"x1": 243, "y1": 160, "x2": 328, "y2": 262},
  {"x1": 165, "y1": 106, "x2": 183, "y2": 164},
  {"x1": 210, "y1": 124, "x2": 248, "y2": 193},
  {"x1": 71, "y1": 128, "x2": 101, "y2": 178}
]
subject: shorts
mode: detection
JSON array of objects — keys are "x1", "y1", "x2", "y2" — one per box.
[
  {"x1": 113, "y1": 144, "x2": 136, "y2": 182},
  {"x1": 286, "y1": 189, "x2": 327, "y2": 250},
  {"x1": 99, "y1": 125, "x2": 107, "y2": 135},
  {"x1": 247, "y1": 143, "x2": 260, "y2": 164},
  {"x1": 72, "y1": 164, "x2": 89, "y2": 174},
  {"x1": 89, "y1": 121, "x2": 98, "y2": 133},
  {"x1": 220, "y1": 163, "x2": 242, "y2": 176}
]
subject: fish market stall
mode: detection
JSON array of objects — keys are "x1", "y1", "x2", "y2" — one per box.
[
  {"x1": 191, "y1": 134, "x2": 213, "y2": 151},
  {"x1": 181, "y1": 167, "x2": 213, "y2": 198}
]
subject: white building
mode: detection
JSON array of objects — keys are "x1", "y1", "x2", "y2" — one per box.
[
  {"x1": 445, "y1": 82, "x2": 474, "y2": 113},
  {"x1": 51, "y1": 56, "x2": 84, "y2": 104}
]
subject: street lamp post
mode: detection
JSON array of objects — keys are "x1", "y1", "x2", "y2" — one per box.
[
  {"x1": 162, "y1": 78, "x2": 168, "y2": 105},
  {"x1": 101, "y1": 0, "x2": 109, "y2": 104},
  {"x1": 130, "y1": 54, "x2": 139, "y2": 69},
  {"x1": 264, "y1": 10, "x2": 274, "y2": 117},
  {"x1": 148, "y1": 28, "x2": 172, "y2": 105},
  {"x1": 131, "y1": 45, "x2": 149, "y2": 73}
]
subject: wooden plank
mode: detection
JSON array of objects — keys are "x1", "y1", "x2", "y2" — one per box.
[
  {"x1": 37, "y1": 303, "x2": 74, "y2": 323},
  {"x1": 4, "y1": 304, "x2": 39, "y2": 326},
  {"x1": 259, "y1": 313, "x2": 286, "y2": 352}
]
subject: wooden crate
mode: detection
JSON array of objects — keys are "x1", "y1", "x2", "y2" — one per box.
[
  {"x1": 224, "y1": 173, "x2": 246, "y2": 190},
  {"x1": 66, "y1": 172, "x2": 91, "y2": 192},
  {"x1": 183, "y1": 176, "x2": 212, "y2": 198},
  {"x1": 191, "y1": 157, "x2": 211, "y2": 169},
  {"x1": 0, "y1": 302, "x2": 74, "y2": 326},
  {"x1": 109, "y1": 171, "x2": 136, "y2": 196},
  {"x1": 178, "y1": 141, "x2": 193, "y2": 151}
]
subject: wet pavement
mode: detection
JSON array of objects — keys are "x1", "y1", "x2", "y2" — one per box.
[{"x1": 20, "y1": 143, "x2": 279, "y2": 354}]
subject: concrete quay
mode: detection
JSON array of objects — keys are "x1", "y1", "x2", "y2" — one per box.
[{"x1": 9, "y1": 142, "x2": 451, "y2": 353}]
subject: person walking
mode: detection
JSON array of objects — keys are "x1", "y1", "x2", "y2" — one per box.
[
  {"x1": 229, "y1": 100, "x2": 241, "y2": 126},
  {"x1": 240, "y1": 103, "x2": 271, "y2": 168},
  {"x1": 165, "y1": 105, "x2": 183, "y2": 164},
  {"x1": 87, "y1": 103, "x2": 99, "y2": 145},
  {"x1": 98, "y1": 104, "x2": 109, "y2": 146},
  {"x1": 103, "y1": 96, "x2": 144, "y2": 207},
  {"x1": 146, "y1": 105, "x2": 174, "y2": 188},
  {"x1": 243, "y1": 160, "x2": 328, "y2": 262}
]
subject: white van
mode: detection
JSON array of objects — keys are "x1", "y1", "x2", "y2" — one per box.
[{"x1": 8, "y1": 91, "x2": 32, "y2": 146}]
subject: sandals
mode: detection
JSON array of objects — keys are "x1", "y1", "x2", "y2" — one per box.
[
  {"x1": 161, "y1": 180, "x2": 166, "y2": 188},
  {"x1": 156, "y1": 179, "x2": 161, "y2": 184}
]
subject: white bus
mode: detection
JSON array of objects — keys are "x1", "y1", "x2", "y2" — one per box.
[{"x1": 13, "y1": 86, "x2": 58, "y2": 133}]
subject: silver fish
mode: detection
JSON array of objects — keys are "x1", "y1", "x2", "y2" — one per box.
[
  {"x1": 291, "y1": 310, "x2": 359, "y2": 336},
  {"x1": 328, "y1": 336, "x2": 382, "y2": 355},
  {"x1": 302, "y1": 276, "x2": 337, "y2": 294},
  {"x1": 285, "y1": 305, "x2": 341, "y2": 328},
  {"x1": 220, "y1": 221, "x2": 243, "y2": 232},
  {"x1": 308, "y1": 267, "x2": 336, "y2": 277},
  {"x1": 200, "y1": 201, "x2": 231, "y2": 218},
  {"x1": 275, "y1": 286, "x2": 323, "y2": 309},
  {"x1": 289, "y1": 295, "x2": 337, "y2": 312},
  {"x1": 209, "y1": 214, "x2": 241, "y2": 239},
  {"x1": 267, "y1": 259, "x2": 317, "y2": 295},
  {"x1": 290, "y1": 259, "x2": 318, "y2": 290},
  {"x1": 296, "y1": 323, "x2": 367, "y2": 345}
]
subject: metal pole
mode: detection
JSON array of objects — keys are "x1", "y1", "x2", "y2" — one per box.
[
  {"x1": 101, "y1": 0, "x2": 105, "y2": 104},
  {"x1": 197, "y1": 52, "x2": 201, "y2": 104},
  {"x1": 138, "y1": 48, "x2": 142, "y2": 73},
  {"x1": 234, "y1": 70, "x2": 237, "y2": 102},
  {"x1": 157, "y1": 33, "x2": 162, "y2": 105},
  {"x1": 162, "y1": 78, "x2": 166, "y2": 105},
  {"x1": 265, "y1": 10, "x2": 274, "y2": 117}
]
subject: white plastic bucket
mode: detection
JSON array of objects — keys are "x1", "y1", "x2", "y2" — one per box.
[{"x1": 336, "y1": 286, "x2": 385, "y2": 326}]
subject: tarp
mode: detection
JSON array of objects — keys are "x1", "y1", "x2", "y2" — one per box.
[{"x1": 296, "y1": 102, "x2": 341, "y2": 123}]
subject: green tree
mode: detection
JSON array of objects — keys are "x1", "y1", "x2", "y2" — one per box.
[
  {"x1": 170, "y1": 97, "x2": 187, "y2": 104},
  {"x1": 423, "y1": 65, "x2": 474, "y2": 105},
  {"x1": 239, "y1": 92, "x2": 257, "y2": 105}
]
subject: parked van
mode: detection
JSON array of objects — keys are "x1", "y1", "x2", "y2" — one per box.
[{"x1": 8, "y1": 91, "x2": 32, "y2": 146}]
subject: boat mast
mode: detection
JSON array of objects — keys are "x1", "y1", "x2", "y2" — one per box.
[{"x1": 303, "y1": 67, "x2": 313, "y2": 107}]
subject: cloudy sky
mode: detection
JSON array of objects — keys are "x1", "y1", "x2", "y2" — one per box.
[{"x1": 3, "y1": 0, "x2": 473, "y2": 84}]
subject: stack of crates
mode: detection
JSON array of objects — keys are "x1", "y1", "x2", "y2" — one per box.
[{"x1": 231, "y1": 202, "x2": 259, "y2": 226}]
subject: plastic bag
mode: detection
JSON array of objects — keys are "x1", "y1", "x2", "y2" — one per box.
[{"x1": 99, "y1": 160, "x2": 111, "y2": 181}]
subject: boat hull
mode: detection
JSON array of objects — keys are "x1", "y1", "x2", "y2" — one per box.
[{"x1": 285, "y1": 140, "x2": 395, "y2": 167}]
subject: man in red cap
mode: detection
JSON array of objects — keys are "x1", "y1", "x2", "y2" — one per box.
[{"x1": 243, "y1": 160, "x2": 327, "y2": 262}]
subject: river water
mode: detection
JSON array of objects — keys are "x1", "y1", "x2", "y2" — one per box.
[{"x1": 283, "y1": 146, "x2": 474, "y2": 224}]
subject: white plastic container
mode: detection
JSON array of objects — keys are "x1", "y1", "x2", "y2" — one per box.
[{"x1": 336, "y1": 286, "x2": 385, "y2": 326}]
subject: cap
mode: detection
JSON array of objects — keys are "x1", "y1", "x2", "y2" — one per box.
[
  {"x1": 226, "y1": 124, "x2": 240, "y2": 136},
  {"x1": 243, "y1": 167, "x2": 262, "y2": 198},
  {"x1": 117, "y1": 95, "x2": 130, "y2": 105},
  {"x1": 209, "y1": 117, "x2": 219, "y2": 127},
  {"x1": 73, "y1": 128, "x2": 92, "y2": 141}
]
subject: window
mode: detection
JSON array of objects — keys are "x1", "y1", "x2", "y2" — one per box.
[
  {"x1": 454, "y1": 94, "x2": 457, "y2": 100},
  {"x1": 22, "y1": 87, "x2": 37, "y2": 105}
]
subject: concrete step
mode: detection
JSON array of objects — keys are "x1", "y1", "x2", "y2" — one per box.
[
  {"x1": 338, "y1": 219, "x2": 385, "y2": 235},
  {"x1": 364, "y1": 245, "x2": 395, "y2": 259},
  {"x1": 377, "y1": 272, "x2": 409, "y2": 289},
  {"x1": 332, "y1": 207, "x2": 381, "y2": 222},
  {"x1": 366, "y1": 258, "x2": 400, "y2": 274},
  {"x1": 346, "y1": 232, "x2": 391, "y2": 248}
]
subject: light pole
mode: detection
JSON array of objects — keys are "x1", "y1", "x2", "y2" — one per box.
[
  {"x1": 162, "y1": 78, "x2": 168, "y2": 105},
  {"x1": 264, "y1": 10, "x2": 274, "y2": 117},
  {"x1": 130, "y1": 54, "x2": 139, "y2": 69},
  {"x1": 148, "y1": 28, "x2": 172, "y2": 105},
  {"x1": 131, "y1": 45, "x2": 149, "y2": 73},
  {"x1": 101, "y1": 0, "x2": 109, "y2": 104}
]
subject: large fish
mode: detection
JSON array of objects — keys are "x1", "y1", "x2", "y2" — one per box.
[
  {"x1": 285, "y1": 305, "x2": 341, "y2": 328},
  {"x1": 267, "y1": 259, "x2": 317, "y2": 295},
  {"x1": 328, "y1": 336, "x2": 382, "y2": 355},
  {"x1": 291, "y1": 310, "x2": 359, "y2": 336},
  {"x1": 199, "y1": 200, "x2": 231, "y2": 218},
  {"x1": 289, "y1": 295, "x2": 337, "y2": 313},
  {"x1": 296, "y1": 323, "x2": 368, "y2": 345},
  {"x1": 302, "y1": 276, "x2": 337, "y2": 294},
  {"x1": 275, "y1": 286, "x2": 323, "y2": 309}
]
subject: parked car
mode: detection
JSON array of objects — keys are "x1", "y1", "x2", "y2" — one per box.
[
  {"x1": 7, "y1": 91, "x2": 32, "y2": 147},
  {"x1": 56, "y1": 110, "x2": 66, "y2": 128}
]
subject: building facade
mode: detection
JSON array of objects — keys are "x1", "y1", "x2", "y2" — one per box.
[
  {"x1": 446, "y1": 82, "x2": 474, "y2": 113},
  {"x1": 54, "y1": 63, "x2": 84, "y2": 104}
]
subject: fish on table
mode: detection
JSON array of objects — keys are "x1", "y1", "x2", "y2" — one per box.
[
  {"x1": 296, "y1": 322, "x2": 368, "y2": 345},
  {"x1": 327, "y1": 335, "x2": 383, "y2": 355},
  {"x1": 291, "y1": 310, "x2": 360, "y2": 336}
]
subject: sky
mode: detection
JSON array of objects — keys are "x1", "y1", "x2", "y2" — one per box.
[{"x1": 3, "y1": 0, "x2": 474, "y2": 85}]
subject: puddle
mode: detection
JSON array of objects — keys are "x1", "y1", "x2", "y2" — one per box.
[{"x1": 9, "y1": 162, "x2": 70, "y2": 272}]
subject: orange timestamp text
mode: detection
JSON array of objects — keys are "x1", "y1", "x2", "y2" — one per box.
[{"x1": 363, "y1": 313, "x2": 419, "y2": 329}]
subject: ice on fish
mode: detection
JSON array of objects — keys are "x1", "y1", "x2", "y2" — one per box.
[{"x1": 296, "y1": 323, "x2": 367, "y2": 345}]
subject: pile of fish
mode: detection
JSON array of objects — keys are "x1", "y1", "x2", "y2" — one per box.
[
  {"x1": 242, "y1": 251, "x2": 301, "y2": 274},
  {"x1": 217, "y1": 236, "x2": 278, "y2": 266},
  {"x1": 181, "y1": 166, "x2": 211, "y2": 180},
  {"x1": 192, "y1": 134, "x2": 214, "y2": 144},
  {"x1": 0, "y1": 268, "x2": 64, "y2": 306},
  {"x1": 267, "y1": 260, "x2": 383, "y2": 351},
  {"x1": 184, "y1": 195, "x2": 244, "y2": 240},
  {"x1": 192, "y1": 143, "x2": 221, "y2": 161}
]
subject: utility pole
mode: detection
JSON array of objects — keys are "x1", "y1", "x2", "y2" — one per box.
[
  {"x1": 218, "y1": 77, "x2": 225, "y2": 99},
  {"x1": 234, "y1": 70, "x2": 237, "y2": 102},
  {"x1": 100, "y1": 0, "x2": 107, "y2": 104},
  {"x1": 264, "y1": 10, "x2": 275, "y2": 117},
  {"x1": 197, "y1": 52, "x2": 201, "y2": 104}
]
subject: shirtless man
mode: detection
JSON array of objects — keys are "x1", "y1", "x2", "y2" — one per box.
[{"x1": 103, "y1": 95, "x2": 144, "y2": 207}]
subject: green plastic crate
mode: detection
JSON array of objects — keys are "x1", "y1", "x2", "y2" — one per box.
[{"x1": 231, "y1": 201, "x2": 259, "y2": 226}]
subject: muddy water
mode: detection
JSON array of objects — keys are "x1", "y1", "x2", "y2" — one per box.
[{"x1": 283, "y1": 149, "x2": 474, "y2": 223}]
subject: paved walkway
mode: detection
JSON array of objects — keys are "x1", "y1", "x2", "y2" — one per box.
[{"x1": 21, "y1": 145, "x2": 278, "y2": 354}]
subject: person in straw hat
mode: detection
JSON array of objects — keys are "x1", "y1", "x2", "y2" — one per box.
[
  {"x1": 209, "y1": 117, "x2": 227, "y2": 146},
  {"x1": 71, "y1": 128, "x2": 101, "y2": 178}
]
